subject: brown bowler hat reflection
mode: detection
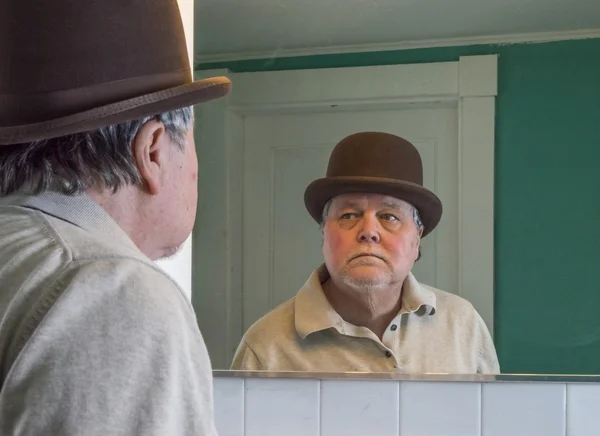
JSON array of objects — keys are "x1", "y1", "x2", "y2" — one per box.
[{"x1": 304, "y1": 132, "x2": 442, "y2": 237}]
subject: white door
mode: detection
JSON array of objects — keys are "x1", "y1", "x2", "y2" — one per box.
[{"x1": 242, "y1": 105, "x2": 458, "y2": 331}]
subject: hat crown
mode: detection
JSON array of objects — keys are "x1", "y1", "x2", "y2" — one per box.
[
  {"x1": 326, "y1": 132, "x2": 423, "y2": 185},
  {"x1": 303, "y1": 131, "x2": 442, "y2": 236},
  {"x1": 0, "y1": 0, "x2": 190, "y2": 126}
]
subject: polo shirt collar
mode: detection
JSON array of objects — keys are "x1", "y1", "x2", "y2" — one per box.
[
  {"x1": 0, "y1": 191, "x2": 142, "y2": 256},
  {"x1": 294, "y1": 264, "x2": 437, "y2": 339}
]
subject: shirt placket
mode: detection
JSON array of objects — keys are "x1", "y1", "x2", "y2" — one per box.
[
  {"x1": 341, "y1": 324, "x2": 400, "y2": 371},
  {"x1": 382, "y1": 314, "x2": 405, "y2": 371}
]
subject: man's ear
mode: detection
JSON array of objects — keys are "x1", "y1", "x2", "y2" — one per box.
[
  {"x1": 415, "y1": 227, "x2": 423, "y2": 261},
  {"x1": 132, "y1": 120, "x2": 167, "y2": 195}
]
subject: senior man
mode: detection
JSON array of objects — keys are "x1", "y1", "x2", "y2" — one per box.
[
  {"x1": 0, "y1": 1, "x2": 231, "y2": 434},
  {"x1": 231, "y1": 131, "x2": 499, "y2": 374}
]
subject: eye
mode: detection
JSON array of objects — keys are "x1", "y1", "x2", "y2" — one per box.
[
  {"x1": 380, "y1": 213, "x2": 399, "y2": 222},
  {"x1": 340, "y1": 212, "x2": 358, "y2": 220}
]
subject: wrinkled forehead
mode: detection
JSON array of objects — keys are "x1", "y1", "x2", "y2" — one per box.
[{"x1": 329, "y1": 192, "x2": 414, "y2": 212}]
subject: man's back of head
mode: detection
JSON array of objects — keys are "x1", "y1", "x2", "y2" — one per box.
[{"x1": 0, "y1": 0, "x2": 231, "y2": 258}]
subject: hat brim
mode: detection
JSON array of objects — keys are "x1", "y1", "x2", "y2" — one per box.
[
  {"x1": 0, "y1": 76, "x2": 231, "y2": 145},
  {"x1": 304, "y1": 176, "x2": 443, "y2": 237}
]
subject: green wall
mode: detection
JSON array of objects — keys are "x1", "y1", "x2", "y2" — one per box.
[{"x1": 196, "y1": 38, "x2": 600, "y2": 374}]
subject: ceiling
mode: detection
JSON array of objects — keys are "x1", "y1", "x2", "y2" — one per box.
[{"x1": 194, "y1": 0, "x2": 600, "y2": 62}]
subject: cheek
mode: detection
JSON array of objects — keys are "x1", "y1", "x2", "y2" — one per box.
[
  {"x1": 190, "y1": 164, "x2": 198, "y2": 185},
  {"x1": 188, "y1": 147, "x2": 198, "y2": 182},
  {"x1": 386, "y1": 232, "x2": 419, "y2": 259},
  {"x1": 186, "y1": 153, "x2": 198, "y2": 190},
  {"x1": 323, "y1": 230, "x2": 344, "y2": 260},
  {"x1": 177, "y1": 157, "x2": 198, "y2": 217}
]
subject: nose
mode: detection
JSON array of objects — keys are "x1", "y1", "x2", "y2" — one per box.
[{"x1": 357, "y1": 214, "x2": 380, "y2": 243}]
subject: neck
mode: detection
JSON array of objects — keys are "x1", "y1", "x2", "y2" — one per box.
[
  {"x1": 87, "y1": 187, "x2": 158, "y2": 259},
  {"x1": 323, "y1": 278, "x2": 405, "y2": 339}
]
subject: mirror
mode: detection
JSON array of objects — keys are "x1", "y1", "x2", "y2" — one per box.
[{"x1": 190, "y1": 0, "x2": 600, "y2": 375}]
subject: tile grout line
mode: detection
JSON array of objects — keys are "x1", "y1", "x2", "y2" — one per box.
[
  {"x1": 242, "y1": 378, "x2": 247, "y2": 436},
  {"x1": 564, "y1": 383, "x2": 568, "y2": 436},
  {"x1": 479, "y1": 382, "x2": 484, "y2": 436},
  {"x1": 318, "y1": 380, "x2": 322, "y2": 436},
  {"x1": 397, "y1": 381, "x2": 402, "y2": 436}
]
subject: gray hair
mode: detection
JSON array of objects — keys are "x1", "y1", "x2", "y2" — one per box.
[
  {"x1": 0, "y1": 106, "x2": 193, "y2": 196},
  {"x1": 320, "y1": 197, "x2": 424, "y2": 260}
]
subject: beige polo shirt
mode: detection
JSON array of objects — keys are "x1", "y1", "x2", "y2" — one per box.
[{"x1": 231, "y1": 265, "x2": 500, "y2": 374}]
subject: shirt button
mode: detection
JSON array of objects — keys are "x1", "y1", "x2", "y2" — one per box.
[
  {"x1": 390, "y1": 324, "x2": 398, "y2": 331},
  {"x1": 385, "y1": 351, "x2": 392, "y2": 358}
]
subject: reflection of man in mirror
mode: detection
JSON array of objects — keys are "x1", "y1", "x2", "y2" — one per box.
[
  {"x1": 0, "y1": 0, "x2": 230, "y2": 433},
  {"x1": 232, "y1": 132, "x2": 499, "y2": 374}
]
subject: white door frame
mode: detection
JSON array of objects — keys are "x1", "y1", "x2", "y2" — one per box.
[{"x1": 194, "y1": 55, "x2": 497, "y2": 368}]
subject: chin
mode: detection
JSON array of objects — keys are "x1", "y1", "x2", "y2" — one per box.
[
  {"x1": 158, "y1": 244, "x2": 183, "y2": 260},
  {"x1": 158, "y1": 228, "x2": 193, "y2": 260},
  {"x1": 341, "y1": 273, "x2": 390, "y2": 292}
]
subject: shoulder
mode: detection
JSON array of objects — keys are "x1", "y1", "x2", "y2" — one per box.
[
  {"x1": 54, "y1": 257, "x2": 193, "y2": 331},
  {"x1": 0, "y1": 204, "x2": 68, "y2": 265},
  {"x1": 0, "y1": 203, "x2": 149, "y2": 266},
  {"x1": 0, "y1": 203, "x2": 194, "y2": 353},
  {"x1": 429, "y1": 285, "x2": 476, "y2": 311},
  {"x1": 13, "y1": 255, "x2": 197, "y2": 372},
  {"x1": 1, "y1": 260, "x2": 214, "y2": 435},
  {"x1": 241, "y1": 297, "x2": 297, "y2": 345},
  {"x1": 9, "y1": 257, "x2": 204, "y2": 385},
  {"x1": 419, "y1": 282, "x2": 492, "y2": 337},
  {"x1": 6, "y1": 203, "x2": 192, "y2": 322},
  {"x1": 232, "y1": 298, "x2": 298, "y2": 370},
  {"x1": 0, "y1": 204, "x2": 193, "y2": 349},
  {"x1": 44, "y1": 211, "x2": 147, "y2": 261},
  {"x1": 420, "y1": 282, "x2": 481, "y2": 322}
]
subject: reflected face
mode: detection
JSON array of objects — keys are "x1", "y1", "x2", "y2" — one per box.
[{"x1": 322, "y1": 193, "x2": 422, "y2": 292}]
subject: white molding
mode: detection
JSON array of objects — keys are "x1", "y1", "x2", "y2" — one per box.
[
  {"x1": 193, "y1": 56, "x2": 498, "y2": 367},
  {"x1": 457, "y1": 55, "x2": 498, "y2": 337},
  {"x1": 459, "y1": 55, "x2": 498, "y2": 97},
  {"x1": 226, "y1": 62, "x2": 459, "y2": 111},
  {"x1": 195, "y1": 29, "x2": 600, "y2": 64}
]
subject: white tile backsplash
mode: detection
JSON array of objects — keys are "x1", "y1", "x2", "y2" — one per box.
[
  {"x1": 213, "y1": 377, "x2": 598, "y2": 436},
  {"x1": 567, "y1": 383, "x2": 600, "y2": 436},
  {"x1": 482, "y1": 382, "x2": 566, "y2": 436},
  {"x1": 213, "y1": 378, "x2": 244, "y2": 436},
  {"x1": 320, "y1": 380, "x2": 400, "y2": 436},
  {"x1": 244, "y1": 378, "x2": 320, "y2": 436},
  {"x1": 400, "y1": 381, "x2": 481, "y2": 436}
]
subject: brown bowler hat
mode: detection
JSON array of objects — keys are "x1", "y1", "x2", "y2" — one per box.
[
  {"x1": 0, "y1": 0, "x2": 231, "y2": 145},
  {"x1": 304, "y1": 132, "x2": 442, "y2": 237}
]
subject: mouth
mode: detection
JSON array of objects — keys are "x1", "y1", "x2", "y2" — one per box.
[{"x1": 350, "y1": 253, "x2": 385, "y2": 262}]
